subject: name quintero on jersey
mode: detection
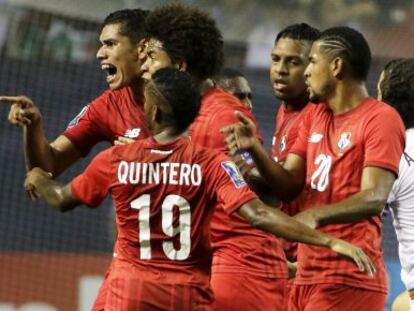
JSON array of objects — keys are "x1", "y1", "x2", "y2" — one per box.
[{"x1": 117, "y1": 161, "x2": 202, "y2": 186}]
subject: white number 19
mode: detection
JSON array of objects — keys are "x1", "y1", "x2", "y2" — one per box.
[{"x1": 130, "y1": 194, "x2": 191, "y2": 260}]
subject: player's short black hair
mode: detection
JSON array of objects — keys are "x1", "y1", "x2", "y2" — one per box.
[
  {"x1": 145, "y1": 4, "x2": 224, "y2": 82},
  {"x1": 215, "y1": 68, "x2": 245, "y2": 80},
  {"x1": 102, "y1": 9, "x2": 149, "y2": 43},
  {"x1": 380, "y1": 58, "x2": 414, "y2": 128},
  {"x1": 317, "y1": 26, "x2": 371, "y2": 81},
  {"x1": 275, "y1": 23, "x2": 320, "y2": 43},
  {"x1": 150, "y1": 68, "x2": 200, "y2": 132}
]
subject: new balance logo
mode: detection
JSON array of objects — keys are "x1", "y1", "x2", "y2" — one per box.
[
  {"x1": 309, "y1": 132, "x2": 323, "y2": 143},
  {"x1": 124, "y1": 128, "x2": 141, "y2": 138}
]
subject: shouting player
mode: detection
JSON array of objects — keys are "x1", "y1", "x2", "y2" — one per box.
[
  {"x1": 224, "y1": 27, "x2": 405, "y2": 311},
  {"x1": 378, "y1": 59, "x2": 414, "y2": 311},
  {"x1": 1, "y1": 9, "x2": 150, "y2": 310},
  {"x1": 141, "y1": 4, "x2": 289, "y2": 309},
  {"x1": 24, "y1": 67, "x2": 375, "y2": 311}
]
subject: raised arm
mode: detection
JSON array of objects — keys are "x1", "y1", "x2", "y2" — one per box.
[
  {"x1": 1, "y1": 96, "x2": 82, "y2": 176},
  {"x1": 236, "y1": 198, "x2": 376, "y2": 277},
  {"x1": 222, "y1": 111, "x2": 305, "y2": 200}
]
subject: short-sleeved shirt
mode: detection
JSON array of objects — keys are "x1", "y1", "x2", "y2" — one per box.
[
  {"x1": 290, "y1": 98, "x2": 405, "y2": 293},
  {"x1": 189, "y1": 87, "x2": 288, "y2": 279},
  {"x1": 63, "y1": 86, "x2": 150, "y2": 155},
  {"x1": 387, "y1": 128, "x2": 414, "y2": 289},
  {"x1": 71, "y1": 136, "x2": 257, "y2": 286},
  {"x1": 272, "y1": 103, "x2": 311, "y2": 261}
]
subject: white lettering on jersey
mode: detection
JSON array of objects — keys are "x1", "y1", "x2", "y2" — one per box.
[
  {"x1": 309, "y1": 132, "x2": 324, "y2": 143},
  {"x1": 117, "y1": 161, "x2": 202, "y2": 186}
]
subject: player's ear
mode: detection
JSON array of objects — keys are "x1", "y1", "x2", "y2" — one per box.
[
  {"x1": 331, "y1": 57, "x2": 345, "y2": 79},
  {"x1": 174, "y1": 60, "x2": 187, "y2": 73}
]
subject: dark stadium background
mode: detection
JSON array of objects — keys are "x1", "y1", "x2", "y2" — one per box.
[{"x1": 0, "y1": 1, "x2": 411, "y2": 310}]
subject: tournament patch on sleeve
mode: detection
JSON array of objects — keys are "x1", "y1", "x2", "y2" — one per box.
[
  {"x1": 221, "y1": 161, "x2": 247, "y2": 188},
  {"x1": 67, "y1": 105, "x2": 89, "y2": 129}
]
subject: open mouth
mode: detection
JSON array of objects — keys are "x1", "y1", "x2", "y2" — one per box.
[{"x1": 101, "y1": 64, "x2": 118, "y2": 82}]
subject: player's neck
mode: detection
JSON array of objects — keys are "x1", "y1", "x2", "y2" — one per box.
[
  {"x1": 152, "y1": 126, "x2": 183, "y2": 144},
  {"x1": 327, "y1": 81, "x2": 368, "y2": 115},
  {"x1": 130, "y1": 78, "x2": 145, "y2": 104},
  {"x1": 283, "y1": 95, "x2": 308, "y2": 112}
]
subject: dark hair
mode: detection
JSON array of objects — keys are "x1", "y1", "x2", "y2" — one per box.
[
  {"x1": 276, "y1": 23, "x2": 320, "y2": 43},
  {"x1": 150, "y1": 68, "x2": 200, "y2": 132},
  {"x1": 102, "y1": 9, "x2": 149, "y2": 43},
  {"x1": 215, "y1": 68, "x2": 245, "y2": 80},
  {"x1": 380, "y1": 58, "x2": 414, "y2": 128},
  {"x1": 145, "y1": 4, "x2": 223, "y2": 82},
  {"x1": 317, "y1": 26, "x2": 371, "y2": 81}
]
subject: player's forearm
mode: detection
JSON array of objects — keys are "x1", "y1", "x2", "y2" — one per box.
[
  {"x1": 24, "y1": 124, "x2": 55, "y2": 173},
  {"x1": 245, "y1": 168, "x2": 280, "y2": 205},
  {"x1": 239, "y1": 200, "x2": 336, "y2": 249},
  {"x1": 248, "y1": 140, "x2": 302, "y2": 200},
  {"x1": 310, "y1": 189, "x2": 386, "y2": 226},
  {"x1": 31, "y1": 177, "x2": 79, "y2": 211}
]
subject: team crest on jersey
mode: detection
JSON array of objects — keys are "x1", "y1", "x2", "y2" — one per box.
[
  {"x1": 221, "y1": 161, "x2": 246, "y2": 188},
  {"x1": 67, "y1": 105, "x2": 89, "y2": 129},
  {"x1": 337, "y1": 132, "x2": 352, "y2": 152},
  {"x1": 124, "y1": 128, "x2": 141, "y2": 138},
  {"x1": 279, "y1": 135, "x2": 287, "y2": 153}
]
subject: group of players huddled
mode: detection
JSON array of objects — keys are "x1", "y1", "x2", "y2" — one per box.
[{"x1": 1, "y1": 3, "x2": 414, "y2": 311}]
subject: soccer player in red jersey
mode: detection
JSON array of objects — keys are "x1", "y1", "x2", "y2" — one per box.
[
  {"x1": 270, "y1": 24, "x2": 320, "y2": 277},
  {"x1": 24, "y1": 67, "x2": 375, "y2": 311},
  {"x1": 1, "y1": 9, "x2": 150, "y2": 311},
  {"x1": 223, "y1": 27, "x2": 406, "y2": 311},
  {"x1": 214, "y1": 68, "x2": 253, "y2": 111},
  {"x1": 141, "y1": 5, "x2": 288, "y2": 310}
]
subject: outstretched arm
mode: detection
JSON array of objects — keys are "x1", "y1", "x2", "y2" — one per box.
[
  {"x1": 1, "y1": 96, "x2": 82, "y2": 176},
  {"x1": 236, "y1": 198, "x2": 376, "y2": 277},
  {"x1": 24, "y1": 167, "x2": 80, "y2": 211}
]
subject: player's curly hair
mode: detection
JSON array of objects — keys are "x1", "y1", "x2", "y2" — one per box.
[
  {"x1": 149, "y1": 68, "x2": 200, "y2": 132},
  {"x1": 102, "y1": 9, "x2": 149, "y2": 44},
  {"x1": 380, "y1": 58, "x2": 414, "y2": 128},
  {"x1": 144, "y1": 4, "x2": 224, "y2": 82},
  {"x1": 317, "y1": 27, "x2": 371, "y2": 81},
  {"x1": 276, "y1": 23, "x2": 320, "y2": 43}
]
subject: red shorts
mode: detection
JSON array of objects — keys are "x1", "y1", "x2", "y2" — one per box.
[
  {"x1": 104, "y1": 259, "x2": 214, "y2": 311},
  {"x1": 287, "y1": 283, "x2": 386, "y2": 311},
  {"x1": 91, "y1": 261, "x2": 113, "y2": 311},
  {"x1": 211, "y1": 272, "x2": 288, "y2": 311}
]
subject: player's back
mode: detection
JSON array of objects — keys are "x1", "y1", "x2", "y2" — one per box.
[{"x1": 108, "y1": 135, "x2": 246, "y2": 285}]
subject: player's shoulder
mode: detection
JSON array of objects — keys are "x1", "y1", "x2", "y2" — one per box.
[
  {"x1": 361, "y1": 97, "x2": 402, "y2": 121},
  {"x1": 89, "y1": 87, "x2": 135, "y2": 108}
]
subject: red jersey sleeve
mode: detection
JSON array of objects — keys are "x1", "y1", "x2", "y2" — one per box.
[
  {"x1": 71, "y1": 148, "x2": 114, "y2": 207},
  {"x1": 63, "y1": 92, "x2": 110, "y2": 156},
  {"x1": 205, "y1": 153, "x2": 258, "y2": 215},
  {"x1": 289, "y1": 105, "x2": 315, "y2": 159},
  {"x1": 363, "y1": 105, "x2": 405, "y2": 175}
]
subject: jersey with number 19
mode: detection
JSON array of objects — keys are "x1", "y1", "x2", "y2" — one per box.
[
  {"x1": 70, "y1": 136, "x2": 257, "y2": 310},
  {"x1": 290, "y1": 98, "x2": 405, "y2": 293}
]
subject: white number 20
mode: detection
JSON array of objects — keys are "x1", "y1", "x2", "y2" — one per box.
[
  {"x1": 130, "y1": 194, "x2": 191, "y2": 261},
  {"x1": 310, "y1": 154, "x2": 332, "y2": 192}
]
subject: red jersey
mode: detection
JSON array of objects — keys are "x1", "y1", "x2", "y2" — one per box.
[
  {"x1": 63, "y1": 86, "x2": 150, "y2": 155},
  {"x1": 71, "y1": 136, "x2": 257, "y2": 287},
  {"x1": 290, "y1": 98, "x2": 405, "y2": 293},
  {"x1": 272, "y1": 103, "x2": 311, "y2": 261},
  {"x1": 189, "y1": 87, "x2": 288, "y2": 279}
]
